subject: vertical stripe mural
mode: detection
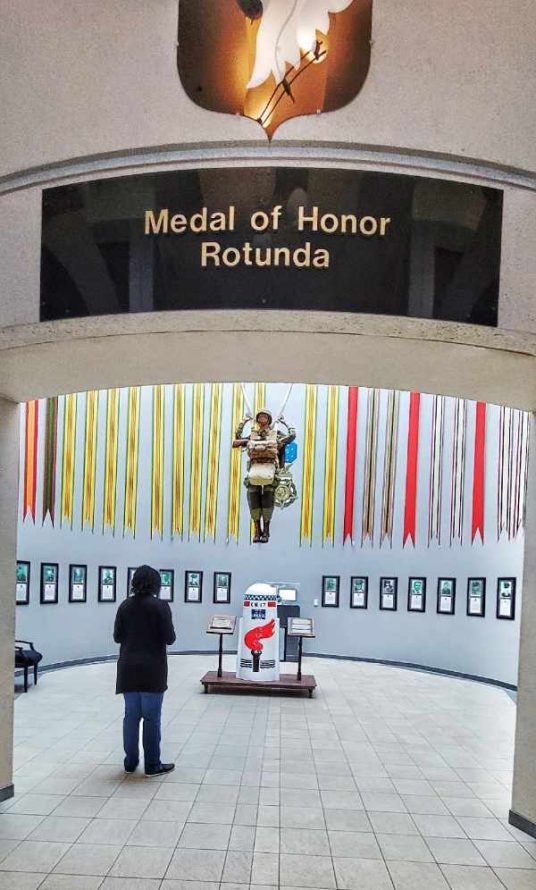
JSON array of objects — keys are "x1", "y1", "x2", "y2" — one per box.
[
  {"x1": 123, "y1": 386, "x2": 141, "y2": 537},
  {"x1": 361, "y1": 389, "x2": 379, "y2": 544},
  {"x1": 428, "y1": 395, "x2": 445, "y2": 545},
  {"x1": 171, "y1": 384, "x2": 185, "y2": 539},
  {"x1": 189, "y1": 383, "x2": 205, "y2": 540},
  {"x1": 343, "y1": 386, "x2": 358, "y2": 545},
  {"x1": 81, "y1": 391, "x2": 99, "y2": 531},
  {"x1": 227, "y1": 383, "x2": 245, "y2": 543},
  {"x1": 42, "y1": 397, "x2": 58, "y2": 526},
  {"x1": 204, "y1": 383, "x2": 223, "y2": 541},
  {"x1": 471, "y1": 401, "x2": 486, "y2": 544},
  {"x1": 380, "y1": 390, "x2": 399, "y2": 546},
  {"x1": 322, "y1": 386, "x2": 339, "y2": 545},
  {"x1": 102, "y1": 389, "x2": 120, "y2": 532},
  {"x1": 23, "y1": 400, "x2": 39, "y2": 523},
  {"x1": 151, "y1": 385, "x2": 165, "y2": 539},
  {"x1": 61, "y1": 394, "x2": 77, "y2": 528},
  {"x1": 300, "y1": 384, "x2": 317, "y2": 545},
  {"x1": 450, "y1": 398, "x2": 467, "y2": 544},
  {"x1": 403, "y1": 392, "x2": 421, "y2": 547}
]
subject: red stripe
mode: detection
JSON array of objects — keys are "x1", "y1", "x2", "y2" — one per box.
[
  {"x1": 403, "y1": 392, "x2": 421, "y2": 547},
  {"x1": 343, "y1": 387, "x2": 358, "y2": 543},
  {"x1": 23, "y1": 401, "x2": 39, "y2": 522},
  {"x1": 23, "y1": 403, "x2": 30, "y2": 520},
  {"x1": 471, "y1": 402, "x2": 486, "y2": 543}
]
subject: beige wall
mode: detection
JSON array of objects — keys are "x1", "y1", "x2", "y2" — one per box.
[
  {"x1": 0, "y1": 400, "x2": 18, "y2": 795},
  {"x1": 1, "y1": 0, "x2": 535, "y2": 177}
]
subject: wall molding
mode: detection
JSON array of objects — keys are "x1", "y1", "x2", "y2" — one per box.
[
  {"x1": 0, "y1": 785, "x2": 14, "y2": 803},
  {"x1": 509, "y1": 810, "x2": 536, "y2": 840}
]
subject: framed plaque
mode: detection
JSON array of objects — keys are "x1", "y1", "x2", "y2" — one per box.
[
  {"x1": 350, "y1": 576, "x2": 368, "y2": 609},
  {"x1": 437, "y1": 577, "x2": 456, "y2": 615},
  {"x1": 98, "y1": 566, "x2": 117, "y2": 603},
  {"x1": 467, "y1": 577, "x2": 486, "y2": 617},
  {"x1": 69, "y1": 564, "x2": 87, "y2": 603},
  {"x1": 213, "y1": 572, "x2": 231, "y2": 604},
  {"x1": 16, "y1": 561, "x2": 31, "y2": 606},
  {"x1": 207, "y1": 614, "x2": 237, "y2": 634},
  {"x1": 322, "y1": 575, "x2": 340, "y2": 608},
  {"x1": 408, "y1": 577, "x2": 426, "y2": 612},
  {"x1": 380, "y1": 577, "x2": 398, "y2": 611},
  {"x1": 497, "y1": 577, "x2": 516, "y2": 620},
  {"x1": 288, "y1": 617, "x2": 315, "y2": 637},
  {"x1": 40, "y1": 563, "x2": 59, "y2": 604},
  {"x1": 127, "y1": 566, "x2": 137, "y2": 597},
  {"x1": 185, "y1": 570, "x2": 203, "y2": 603},
  {"x1": 278, "y1": 586, "x2": 298, "y2": 603},
  {"x1": 159, "y1": 569, "x2": 175, "y2": 602}
]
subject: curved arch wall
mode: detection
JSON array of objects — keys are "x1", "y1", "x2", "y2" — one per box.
[{"x1": 16, "y1": 382, "x2": 526, "y2": 685}]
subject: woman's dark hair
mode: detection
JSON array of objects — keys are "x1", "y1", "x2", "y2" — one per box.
[{"x1": 131, "y1": 565, "x2": 161, "y2": 598}]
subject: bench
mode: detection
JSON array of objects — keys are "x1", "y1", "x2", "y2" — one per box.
[{"x1": 15, "y1": 640, "x2": 43, "y2": 692}]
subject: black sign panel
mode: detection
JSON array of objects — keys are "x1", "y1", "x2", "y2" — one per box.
[{"x1": 41, "y1": 168, "x2": 501, "y2": 325}]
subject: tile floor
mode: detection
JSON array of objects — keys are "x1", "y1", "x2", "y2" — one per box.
[{"x1": 1, "y1": 655, "x2": 535, "y2": 890}]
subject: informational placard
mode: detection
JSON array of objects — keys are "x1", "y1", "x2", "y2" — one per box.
[
  {"x1": 40, "y1": 563, "x2": 59, "y2": 604},
  {"x1": 99, "y1": 566, "x2": 117, "y2": 603},
  {"x1": 213, "y1": 572, "x2": 231, "y2": 604},
  {"x1": 408, "y1": 577, "x2": 426, "y2": 613},
  {"x1": 278, "y1": 586, "x2": 298, "y2": 603},
  {"x1": 207, "y1": 615, "x2": 237, "y2": 635},
  {"x1": 69, "y1": 564, "x2": 87, "y2": 603},
  {"x1": 467, "y1": 578, "x2": 486, "y2": 617},
  {"x1": 159, "y1": 569, "x2": 174, "y2": 603},
  {"x1": 287, "y1": 617, "x2": 315, "y2": 638},
  {"x1": 16, "y1": 561, "x2": 30, "y2": 606},
  {"x1": 380, "y1": 577, "x2": 398, "y2": 611},
  {"x1": 322, "y1": 576, "x2": 340, "y2": 608},
  {"x1": 437, "y1": 578, "x2": 456, "y2": 615},
  {"x1": 185, "y1": 571, "x2": 203, "y2": 603},
  {"x1": 350, "y1": 576, "x2": 368, "y2": 609},
  {"x1": 497, "y1": 577, "x2": 516, "y2": 620}
]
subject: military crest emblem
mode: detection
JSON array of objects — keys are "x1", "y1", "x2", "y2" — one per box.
[{"x1": 177, "y1": 0, "x2": 373, "y2": 138}]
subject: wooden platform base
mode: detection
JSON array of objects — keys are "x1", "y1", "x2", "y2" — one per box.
[{"x1": 200, "y1": 670, "x2": 316, "y2": 697}]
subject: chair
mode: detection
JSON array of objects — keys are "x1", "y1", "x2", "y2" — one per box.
[{"x1": 15, "y1": 640, "x2": 43, "y2": 692}]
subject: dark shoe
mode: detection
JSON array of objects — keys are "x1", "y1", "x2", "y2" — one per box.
[
  {"x1": 124, "y1": 759, "x2": 139, "y2": 773},
  {"x1": 145, "y1": 763, "x2": 175, "y2": 776},
  {"x1": 260, "y1": 520, "x2": 270, "y2": 543},
  {"x1": 252, "y1": 520, "x2": 262, "y2": 543}
]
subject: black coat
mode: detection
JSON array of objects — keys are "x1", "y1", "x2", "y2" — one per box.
[{"x1": 114, "y1": 595, "x2": 176, "y2": 694}]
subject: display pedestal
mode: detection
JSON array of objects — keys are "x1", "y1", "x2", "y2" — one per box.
[{"x1": 200, "y1": 670, "x2": 316, "y2": 697}]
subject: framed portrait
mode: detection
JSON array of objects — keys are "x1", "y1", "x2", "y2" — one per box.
[
  {"x1": 497, "y1": 577, "x2": 516, "y2": 620},
  {"x1": 467, "y1": 577, "x2": 486, "y2": 617},
  {"x1": 16, "y1": 561, "x2": 31, "y2": 605},
  {"x1": 159, "y1": 569, "x2": 174, "y2": 602},
  {"x1": 98, "y1": 566, "x2": 117, "y2": 603},
  {"x1": 185, "y1": 570, "x2": 203, "y2": 603},
  {"x1": 350, "y1": 576, "x2": 368, "y2": 609},
  {"x1": 127, "y1": 566, "x2": 137, "y2": 597},
  {"x1": 40, "y1": 562, "x2": 59, "y2": 604},
  {"x1": 380, "y1": 577, "x2": 398, "y2": 611},
  {"x1": 408, "y1": 577, "x2": 426, "y2": 613},
  {"x1": 213, "y1": 572, "x2": 231, "y2": 604},
  {"x1": 437, "y1": 577, "x2": 456, "y2": 614},
  {"x1": 69, "y1": 564, "x2": 87, "y2": 603},
  {"x1": 322, "y1": 575, "x2": 340, "y2": 608}
]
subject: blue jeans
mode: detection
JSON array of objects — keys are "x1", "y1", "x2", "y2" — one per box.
[{"x1": 123, "y1": 692, "x2": 164, "y2": 771}]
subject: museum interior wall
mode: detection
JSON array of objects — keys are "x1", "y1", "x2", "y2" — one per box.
[{"x1": 16, "y1": 382, "x2": 527, "y2": 685}]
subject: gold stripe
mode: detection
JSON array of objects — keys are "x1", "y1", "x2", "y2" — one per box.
[
  {"x1": 189, "y1": 383, "x2": 205, "y2": 539},
  {"x1": 204, "y1": 384, "x2": 223, "y2": 541},
  {"x1": 103, "y1": 389, "x2": 120, "y2": 531},
  {"x1": 82, "y1": 391, "x2": 99, "y2": 530},
  {"x1": 300, "y1": 384, "x2": 317, "y2": 545},
  {"x1": 227, "y1": 383, "x2": 244, "y2": 542},
  {"x1": 322, "y1": 386, "x2": 339, "y2": 545},
  {"x1": 362, "y1": 389, "x2": 379, "y2": 543},
  {"x1": 61, "y1": 394, "x2": 77, "y2": 527},
  {"x1": 171, "y1": 384, "x2": 185, "y2": 538},
  {"x1": 151, "y1": 385, "x2": 165, "y2": 538},
  {"x1": 250, "y1": 383, "x2": 267, "y2": 538},
  {"x1": 123, "y1": 387, "x2": 141, "y2": 535}
]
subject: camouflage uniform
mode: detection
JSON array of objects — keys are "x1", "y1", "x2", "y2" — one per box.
[{"x1": 234, "y1": 411, "x2": 296, "y2": 524}]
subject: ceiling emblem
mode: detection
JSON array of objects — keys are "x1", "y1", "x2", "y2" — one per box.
[{"x1": 178, "y1": 0, "x2": 373, "y2": 138}]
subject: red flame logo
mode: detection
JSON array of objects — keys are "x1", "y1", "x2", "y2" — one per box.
[{"x1": 244, "y1": 619, "x2": 276, "y2": 653}]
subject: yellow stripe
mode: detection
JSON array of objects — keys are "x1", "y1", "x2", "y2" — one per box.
[
  {"x1": 322, "y1": 386, "x2": 339, "y2": 544},
  {"x1": 123, "y1": 387, "x2": 141, "y2": 535},
  {"x1": 151, "y1": 385, "x2": 165, "y2": 538},
  {"x1": 300, "y1": 384, "x2": 317, "y2": 545},
  {"x1": 171, "y1": 384, "x2": 185, "y2": 538},
  {"x1": 204, "y1": 383, "x2": 223, "y2": 541},
  {"x1": 227, "y1": 383, "x2": 244, "y2": 542},
  {"x1": 250, "y1": 383, "x2": 267, "y2": 538},
  {"x1": 362, "y1": 389, "x2": 379, "y2": 543},
  {"x1": 61, "y1": 394, "x2": 77, "y2": 527},
  {"x1": 103, "y1": 389, "x2": 120, "y2": 531},
  {"x1": 82, "y1": 391, "x2": 99, "y2": 530},
  {"x1": 189, "y1": 383, "x2": 205, "y2": 539}
]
